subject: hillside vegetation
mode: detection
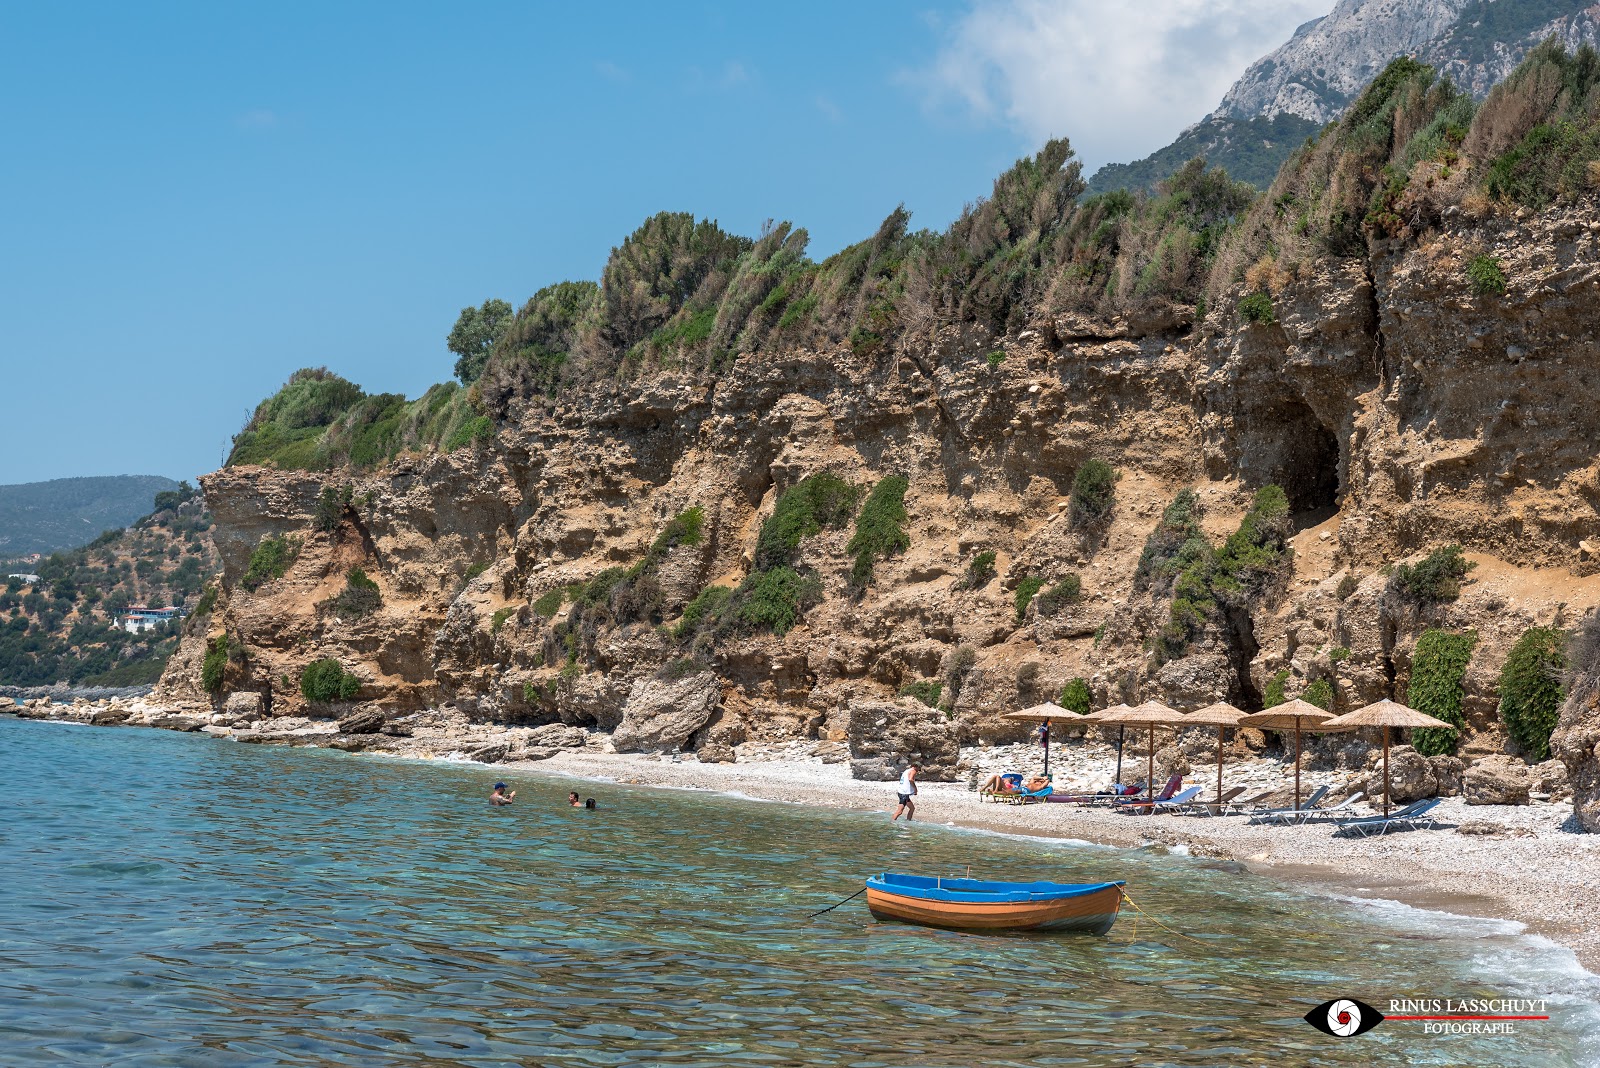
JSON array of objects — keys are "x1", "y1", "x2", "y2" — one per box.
[
  {"x1": 0, "y1": 475, "x2": 181, "y2": 556},
  {"x1": 0, "y1": 486, "x2": 219, "y2": 687},
  {"x1": 227, "y1": 45, "x2": 1600, "y2": 477}
]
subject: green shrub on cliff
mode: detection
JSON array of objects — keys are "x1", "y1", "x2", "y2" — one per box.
[
  {"x1": 1263, "y1": 669, "x2": 1291, "y2": 709},
  {"x1": 444, "y1": 415, "x2": 495, "y2": 452},
  {"x1": 1013, "y1": 577, "x2": 1047, "y2": 623},
  {"x1": 1390, "y1": 545, "x2": 1474, "y2": 605},
  {"x1": 961, "y1": 551, "x2": 997, "y2": 590},
  {"x1": 1060, "y1": 677, "x2": 1092, "y2": 715},
  {"x1": 1068, "y1": 460, "x2": 1117, "y2": 528},
  {"x1": 1238, "y1": 292, "x2": 1275, "y2": 324},
  {"x1": 1302, "y1": 678, "x2": 1334, "y2": 711},
  {"x1": 756, "y1": 474, "x2": 859, "y2": 570},
  {"x1": 532, "y1": 588, "x2": 565, "y2": 618},
  {"x1": 847, "y1": 475, "x2": 909, "y2": 589},
  {"x1": 241, "y1": 535, "x2": 300, "y2": 592},
  {"x1": 1467, "y1": 255, "x2": 1506, "y2": 297},
  {"x1": 726, "y1": 567, "x2": 820, "y2": 637},
  {"x1": 674, "y1": 584, "x2": 732, "y2": 641},
  {"x1": 328, "y1": 567, "x2": 382, "y2": 619},
  {"x1": 300, "y1": 658, "x2": 362, "y2": 704},
  {"x1": 899, "y1": 679, "x2": 943, "y2": 708},
  {"x1": 1135, "y1": 490, "x2": 1207, "y2": 592},
  {"x1": 1497, "y1": 626, "x2": 1567, "y2": 761},
  {"x1": 1408, "y1": 628, "x2": 1478, "y2": 756},
  {"x1": 201, "y1": 635, "x2": 231, "y2": 694},
  {"x1": 1034, "y1": 575, "x2": 1083, "y2": 616}
]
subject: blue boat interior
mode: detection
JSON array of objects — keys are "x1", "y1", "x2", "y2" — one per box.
[{"x1": 869, "y1": 872, "x2": 1124, "y2": 903}]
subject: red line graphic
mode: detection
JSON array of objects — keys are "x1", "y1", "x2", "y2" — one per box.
[{"x1": 1387, "y1": 1015, "x2": 1549, "y2": 1021}]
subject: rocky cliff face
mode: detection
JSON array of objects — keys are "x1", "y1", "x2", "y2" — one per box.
[
  {"x1": 159, "y1": 198, "x2": 1600, "y2": 823},
  {"x1": 1215, "y1": 0, "x2": 1600, "y2": 124}
]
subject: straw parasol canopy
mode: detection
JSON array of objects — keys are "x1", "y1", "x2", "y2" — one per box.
[
  {"x1": 1002, "y1": 702, "x2": 1078, "y2": 720},
  {"x1": 1238, "y1": 700, "x2": 1347, "y2": 811},
  {"x1": 1183, "y1": 701, "x2": 1248, "y2": 808},
  {"x1": 1324, "y1": 699, "x2": 1453, "y2": 815},
  {"x1": 1002, "y1": 702, "x2": 1092, "y2": 776},
  {"x1": 1099, "y1": 700, "x2": 1187, "y2": 801}
]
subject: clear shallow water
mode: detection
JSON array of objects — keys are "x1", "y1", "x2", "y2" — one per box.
[{"x1": 1, "y1": 718, "x2": 1596, "y2": 1068}]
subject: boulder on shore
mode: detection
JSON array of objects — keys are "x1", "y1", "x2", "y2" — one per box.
[
  {"x1": 527, "y1": 723, "x2": 589, "y2": 749},
  {"x1": 337, "y1": 707, "x2": 387, "y2": 735},
  {"x1": 846, "y1": 699, "x2": 959, "y2": 781},
  {"x1": 223, "y1": 691, "x2": 263, "y2": 719},
  {"x1": 1464, "y1": 755, "x2": 1533, "y2": 806},
  {"x1": 612, "y1": 671, "x2": 721, "y2": 753},
  {"x1": 1553, "y1": 691, "x2": 1600, "y2": 831}
]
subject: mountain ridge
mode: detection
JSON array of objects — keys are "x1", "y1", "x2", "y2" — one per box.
[{"x1": 0, "y1": 475, "x2": 182, "y2": 557}]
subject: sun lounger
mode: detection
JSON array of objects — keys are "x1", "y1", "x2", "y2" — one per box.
[
  {"x1": 1258, "y1": 791, "x2": 1365, "y2": 826},
  {"x1": 979, "y1": 773, "x2": 1025, "y2": 803},
  {"x1": 1112, "y1": 774, "x2": 1183, "y2": 810},
  {"x1": 1215, "y1": 789, "x2": 1275, "y2": 816},
  {"x1": 1045, "y1": 783, "x2": 1144, "y2": 805},
  {"x1": 1332, "y1": 798, "x2": 1444, "y2": 838},
  {"x1": 1244, "y1": 785, "x2": 1331, "y2": 824},
  {"x1": 1174, "y1": 785, "x2": 1246, "y2": 816},
  {"x1": 981, "y1": 773, "x2": 1052, "y2": 804},
  {"x1": 1146, "y1": 786, "x2": 1205, "y2": 814}
]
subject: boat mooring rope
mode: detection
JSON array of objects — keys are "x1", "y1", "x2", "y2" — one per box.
[
  {"x1": 805, "y1": 886, "x2": 867, "y2": 920},
  {"x1": 1119, "y1": 887, "x2": 1209, "y2": 946}
]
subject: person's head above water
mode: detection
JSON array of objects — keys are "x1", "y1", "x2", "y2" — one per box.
[
  {"x1": 494, "y1": 782, "x2": 507, "y2": 791},
  {"x1": 568, "y1": 791, "x2": 580, "y2": 804},
  {"x1": 584, "y1": 798, "x2": 596, "y2": 810}
]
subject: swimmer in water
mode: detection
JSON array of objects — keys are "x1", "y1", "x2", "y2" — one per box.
[{"x1": 490, "y1": 782, "x2": 515, "y2": 806}]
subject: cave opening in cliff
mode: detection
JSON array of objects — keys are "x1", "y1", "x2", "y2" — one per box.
[
  {"x1": 1224, "y1": 607, "x2": 1264, "y2": 711},
  {"x1": 1275, "y1": 403, "x2": 1341, "y2": 519}
]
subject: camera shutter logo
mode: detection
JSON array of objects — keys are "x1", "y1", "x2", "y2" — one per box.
[{"x1": 1304, "y1": 998, "x2": 1385, "y2": 1038}]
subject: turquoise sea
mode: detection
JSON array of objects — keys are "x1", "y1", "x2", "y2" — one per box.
[{"x1": 1, "y1": 715, "x2": 1597, "y2": 1067}]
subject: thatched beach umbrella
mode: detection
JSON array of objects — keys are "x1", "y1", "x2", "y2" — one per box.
[
  {"x1": 1098, "y1": 700, "x2": 1187, "y2": 801},
  {"x1": 1183, "y1": 701, "x2": 1249, "y2": 809},
  {"x1": 1238, "y1": 699, "x2": 1343, "y2": 811},
  {"x1": 1002, "y1": 702, "x2": 1077, "y2": 777},
  {"x1": 1324, "y1": 699, "x2": 1453, "y2": 816}
]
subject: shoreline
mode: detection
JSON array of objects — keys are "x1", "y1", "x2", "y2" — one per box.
[
  {"x1": 513, "y1": 748, "x2": 1600, "y2": 973},
  {"x1": 8, "y1": 704, "x2": 1599, "y2": 973}
]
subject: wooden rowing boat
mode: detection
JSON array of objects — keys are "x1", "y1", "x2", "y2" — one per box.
[{"x1": 864, "y1": 872, "x2": 1124, "y2": 934}]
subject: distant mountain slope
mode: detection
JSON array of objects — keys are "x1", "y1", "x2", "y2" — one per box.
[
  {"x1": 0, "y1": 476, "x2": 181, "y2": 556},
  {"x1": 1085, "y1": 114, "x2": 1321, "y2": 195},
  {"x1": 1089, "y1": 0, "x2": 1600, "y2": 192}
]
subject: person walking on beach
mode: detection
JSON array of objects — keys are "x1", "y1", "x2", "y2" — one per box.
[
  {"x1": 892, "y1": 763, "x2": 918, "y2": 821},
  {"x1": 490, "y1": 782, "x2": 515, "y2": 806}
]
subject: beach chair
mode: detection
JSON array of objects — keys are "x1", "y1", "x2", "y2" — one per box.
[
  {"x1": 1146, "y1": 786, "x2": 1205, "y2": 815},
  {"x1": 979, "y1": 773, "x2": 1025, "y2": 803},
  {"x1": 1175, "y1": 785, "x2": 1245, "y2": 817},
  {"x1": 1332, "y1": 798, "x2": 1444, "y2": 838},
  {"x1": 1113, "y1": 776, "x2": 1186, "y2": 814},
  {"x1": 1112, "y1": 774, "x2": 1182, "y2": 809},
  {"x1": 1214, "y1": 789, "x2": 1275, "y2": 816},
  {"x1": 1244, "y1": 785, "x2": 1330, "y2": 824},
  {"x1": 1046, "y1": 782, "x2": 1144, "y2": 806},
  {"x1": 1260, "y1": 791, "x2": 1365, "y2": 826}
]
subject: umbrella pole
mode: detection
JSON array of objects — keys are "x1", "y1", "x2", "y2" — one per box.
[
  {"x1": 1216, "y1": 728, "x2": 1224, "y2": 808},
  {"x1": 1383, "y1": 726, "x2": 1391, "y2": 817},
  {"x1": 1294, "y1": 723, "x2": 1303, "y2": 810},
  {"x1": 1146, "y1": 726, "x2": 1155, "y2": 804},
  {"x1": 1115, "y1": 727, "x2": 1125, "y2": 787},
  {"x1": 1043, "y1": 722, "x2": 1050, "y2": 779}
]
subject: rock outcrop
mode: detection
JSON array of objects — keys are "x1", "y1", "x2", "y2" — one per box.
[{"x1": 612, "y1": 672, "x2": 722, "y2": 754}]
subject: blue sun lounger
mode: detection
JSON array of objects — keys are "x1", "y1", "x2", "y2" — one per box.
[{"x1": 1332, "y1": 797, "x2": 1444, "y2": 838}]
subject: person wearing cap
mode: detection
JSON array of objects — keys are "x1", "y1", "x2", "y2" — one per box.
[{"x1": 490, "y1": 782, "x2": 515, "y2": 806}]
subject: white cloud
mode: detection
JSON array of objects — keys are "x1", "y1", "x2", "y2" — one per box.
[{"x1": 908, "y1": 0, "x2": 1329, "y2": 168}]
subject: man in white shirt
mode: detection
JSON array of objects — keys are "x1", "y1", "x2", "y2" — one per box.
[{"x1": 892, "y1": 762, "x2": 919, "y2": 821}]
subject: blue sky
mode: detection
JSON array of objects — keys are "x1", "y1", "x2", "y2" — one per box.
[{"x1": 0, "y1": 1, "x2": 1325, "y2": 486}]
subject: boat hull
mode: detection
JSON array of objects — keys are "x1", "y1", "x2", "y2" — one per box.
[{"x1": 864, "y1": 882, "x2": 1122, "y2": 934}]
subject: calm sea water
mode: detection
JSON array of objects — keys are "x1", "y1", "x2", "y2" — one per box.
[{"x1": 1, "y1": 717, "x2": 1597, "y2": 1068}]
